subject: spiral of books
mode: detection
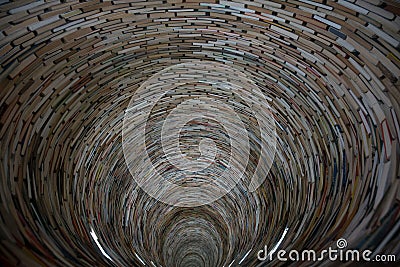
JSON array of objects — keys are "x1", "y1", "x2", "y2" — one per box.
[{"x1": 0, "y1": 0, "x2": 399, "y2": 266}]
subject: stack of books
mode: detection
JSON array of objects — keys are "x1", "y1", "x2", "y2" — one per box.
[{"x1": 0, "y1": 0, "x2": 399, "y2": 266}]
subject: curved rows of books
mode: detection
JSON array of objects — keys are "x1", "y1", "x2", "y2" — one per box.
[{"x1": 0, "y1": 0, "x2": 399, "y2": 266}]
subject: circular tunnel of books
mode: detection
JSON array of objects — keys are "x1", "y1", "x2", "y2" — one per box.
[{"x1": 0, "y1": 1, "x2": 399, "y2": 266}]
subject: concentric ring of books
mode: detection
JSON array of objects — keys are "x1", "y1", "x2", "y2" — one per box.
[{"x1": 0, "y1": 0, "x2": 399, "y2": 266}]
